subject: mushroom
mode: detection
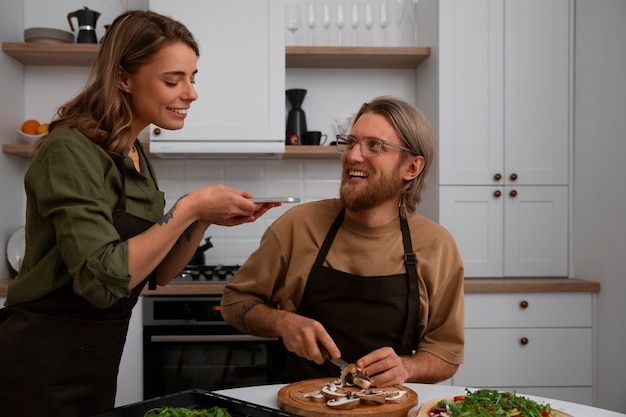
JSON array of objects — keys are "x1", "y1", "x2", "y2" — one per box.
[
  {"x1": 302, "y1": 390, "x2": 326, "y2": 403},
  {"x1": 340, "y1": 363, "x2": 371, "y2": 389},
  {"x1": 355, "y1": 391, "x2": 387, "y2": 405},
  {"x1": 321, "y1": 382, "x2": 347, "y2": 400},
  {"x1": 326, "y1": 396, "x2": 361, "y2": 410},
  {"x1": 384, "y1": 389, "x2": 408, "y2": 403}
]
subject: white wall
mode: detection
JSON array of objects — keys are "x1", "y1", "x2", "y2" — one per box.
[{"x1": 572, "y1": 0, "x2": 626, "y2": 413}]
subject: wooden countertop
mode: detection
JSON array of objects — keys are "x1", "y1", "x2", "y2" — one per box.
[{"x1": 0, "y1": 277, "x2": 600, "y2": 298}]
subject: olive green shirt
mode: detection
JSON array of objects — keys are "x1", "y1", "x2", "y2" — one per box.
[{"x1": 6, "y1": 127, "x2": 165, "y2": 308}]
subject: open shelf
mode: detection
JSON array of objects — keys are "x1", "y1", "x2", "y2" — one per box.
[{"x1": 3, "y1": 43, "x2": 430, "y2": 69}]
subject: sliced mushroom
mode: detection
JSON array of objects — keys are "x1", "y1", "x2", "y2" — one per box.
[
  {"x1": 326, "y1": 397, "x2": 361, "y2": 410},
  {"x1": 355, "y1": 391, "x2": 387, "y2": 405},
  {"x1": 384, "y1": 389, "x2": 408, "y2": 403},
  {"x1": 321, "y1": 383, "x2": 347, "y2": 400},
  {"x1": 340, "y1": 363, "x2": 371, "y2": 389}
]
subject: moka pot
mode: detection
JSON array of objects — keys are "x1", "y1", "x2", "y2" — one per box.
[{"x1": 67, "y1": 7, "x2": 101, "y2": 44}]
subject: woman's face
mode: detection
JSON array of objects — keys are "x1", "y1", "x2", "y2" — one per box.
[{"x1": 125, "y1": 42, "x2": 198, "y2": 134}]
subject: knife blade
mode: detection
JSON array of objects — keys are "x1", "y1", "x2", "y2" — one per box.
[{"x1": 318, "y1": 343, "x2": 349, "y2": 369}]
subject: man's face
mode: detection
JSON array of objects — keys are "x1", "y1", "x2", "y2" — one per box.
[{"x1": 339, "y1": 112, "x2": 407, "y2": 211}]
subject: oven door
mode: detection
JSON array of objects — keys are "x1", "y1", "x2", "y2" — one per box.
[{"x1": 143, "y1": 323, "x2": 282, "y2": 399}]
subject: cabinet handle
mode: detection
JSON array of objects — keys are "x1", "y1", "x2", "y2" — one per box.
[
  {"x1": 509, "y1": 189, "x2": 518, "y2": 197},
  {"x1": 494, "y1": 190, "x2": 502, "y2": 198},
  {"x1": 520, "y1": 300, "x2": 529, "y2": 309},
  {"x1": 520, "y1": 337, "x2": 529, "y2": 346},
  {"x1": 494, "y1": 173, "x2": 502, "y2": 181},
  {"x1": 153, "y1": 127, "x2": 161, "y2": 136},
  {"x1": 510, "y1": 173, "x2": 518, "y2": 181}
]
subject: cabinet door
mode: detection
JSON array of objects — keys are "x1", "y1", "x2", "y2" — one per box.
[
  {"x1": 438, "y1": 0, "x2": 504, "y2": 186},
  {"x1": 504, "y1": 0, "x2": 570, "y2": 186},
  {"x1": 439, "y1": 186, "x2": 503, "y2": 277},
  {"x1": 149, "y1": 0, "x2": 284, "y2": 142},
  {"x1": 504, "y1": 186, "x2": 568, "y2": 276},
  {"x1": 453, "y1": 328, "x2": 593, "y2": 387}
]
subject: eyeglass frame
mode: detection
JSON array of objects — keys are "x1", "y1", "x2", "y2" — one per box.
[{"x1": 335, "y1": 134, "x2": 415, "y2": 157}]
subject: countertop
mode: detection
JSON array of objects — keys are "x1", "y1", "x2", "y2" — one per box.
[
  {"x1": 0, "y1": 277, "x2": 600, "y2": 298},
  {"x1": 215, "y1": 383, "x2": 626, "y2": 417}
]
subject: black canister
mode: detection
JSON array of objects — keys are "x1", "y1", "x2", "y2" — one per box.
[{"x1": 286, "y1": 89, "x2": 308, "y2": 145}]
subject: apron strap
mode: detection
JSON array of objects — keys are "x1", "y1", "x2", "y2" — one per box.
[
  {"x1": 399, "y1": 212, "x2": 420, "y2": 353},
  {"x1": 313, "y1": 207, "x2": 345, "y2": 266}
]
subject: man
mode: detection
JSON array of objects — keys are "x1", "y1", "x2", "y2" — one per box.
[{"x1": 221, "y1": 96, "x2": 464, "y2": 387}]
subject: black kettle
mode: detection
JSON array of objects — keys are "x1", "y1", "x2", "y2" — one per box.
[
  {"x1": 67, "y1": 7, "x2": 101, "y2": 44},
  {"x1": 189, "y1": 236, "x2": 213, "y2": 266}
]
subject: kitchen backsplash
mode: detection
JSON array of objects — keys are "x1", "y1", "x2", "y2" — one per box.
[{"x1": 151, "y1": 157, "x2": 342, "y2": 265}]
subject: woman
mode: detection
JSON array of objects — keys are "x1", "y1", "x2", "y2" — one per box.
[{"x1": 0, "y1": 10, "x2": 277, "y2": 416}]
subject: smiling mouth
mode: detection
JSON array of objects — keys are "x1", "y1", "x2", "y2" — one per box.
[
  {"x1": 169, "y1": 108, "x2": 188, "y2": 115},
  {"x1": 348, "y1": 169, "x2": 368, "y2": 179}
]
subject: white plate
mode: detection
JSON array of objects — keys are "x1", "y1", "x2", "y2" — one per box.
[{"x1": 7, "y1": 226, "x2": 25, "y2": 272}]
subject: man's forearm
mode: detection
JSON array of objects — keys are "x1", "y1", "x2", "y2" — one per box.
[
  {"x1": 402, "y1": 351, "x2": 459, "y2": 383},
  {"x1": 222, "y1": 300, "x2": 286, "y2": 338}
]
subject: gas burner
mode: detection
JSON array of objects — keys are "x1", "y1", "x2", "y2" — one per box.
[{"x1": 173, "y1": 264, "x2": 240, "y2": 284}]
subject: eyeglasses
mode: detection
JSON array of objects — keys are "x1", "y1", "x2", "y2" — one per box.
[{"x1": 335, "y1": 134, "x2": 414, "y2": 158}]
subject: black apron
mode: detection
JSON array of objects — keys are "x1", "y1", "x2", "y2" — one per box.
[
  {"x1": 0, "y1": 151, "x2": 157, "y2": 417},
  {"x1": 281, "y1": 208, "x2": 420, "y2": 382}
]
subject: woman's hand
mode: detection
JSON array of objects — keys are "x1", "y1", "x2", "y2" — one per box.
[{"x1": 187, "y1": 185, "x2": 280, "y2": 226}]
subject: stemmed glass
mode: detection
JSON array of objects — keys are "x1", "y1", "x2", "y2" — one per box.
[
  {"x1": 379, "y1": 0, "x2": 389, "y2": 45},
  {"x1": 285, "y1": 3, "x2": 302, "y2": 46},
  {"x1": 306, "y1": 2, "x2": 317, "y2": 45},
  {"x1": 364, "y1": 2, "x2": 374, "y2": 45},
  {"x1": 350, "y1": 1, "x2": 360, "y2": 46},
  {"x1": 322, "y1": 2, "x2": 332, "y2": 45},
  {"x1": 336, "y1": 1, "x2": 346, "y2": 46}
]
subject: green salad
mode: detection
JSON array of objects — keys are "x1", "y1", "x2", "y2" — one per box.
[{"x1": 143, "y1": 405, "x2": 232, "y2": 417}]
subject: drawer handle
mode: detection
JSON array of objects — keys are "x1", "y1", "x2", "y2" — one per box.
[
  {"x1": 520, "y1": 337, "x2": 529, "y2": 346},
  {"x1": 520, "y1": 300, "x2": 529, "y2": 309}
]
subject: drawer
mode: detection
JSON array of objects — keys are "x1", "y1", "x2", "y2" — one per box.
[
  {"x1": 453, "y1": 328, "x2": 593, "y2": 387},
  {"x1": 464, "y1": 293, "x2": 593, "y2": 328}
]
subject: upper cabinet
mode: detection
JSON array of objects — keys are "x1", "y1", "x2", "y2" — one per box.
[
  {"x1": 148, "y1": 0, "x2": 285, "y2": 156},
  {"x1": 437, "y1": 0, "x2": 572, "y2": 278},
  {"x1": 438, "y1": 0, "x2": 570, "y2": 187}
]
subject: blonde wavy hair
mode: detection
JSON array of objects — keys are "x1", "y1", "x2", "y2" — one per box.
[
  {"x1": 36, "y1": 10, "x2": 199, "y2": 155},
  {"x1": 353, "y1": 96, "x2": 436, "y2": 213}
]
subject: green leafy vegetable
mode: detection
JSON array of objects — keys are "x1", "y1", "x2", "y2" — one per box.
[
  {"x1": 143, "y1": 405, "x2": 232, "y2": 417},
  {"x1": 438, "y1": 389, "x2": 553, "y2": 417}
]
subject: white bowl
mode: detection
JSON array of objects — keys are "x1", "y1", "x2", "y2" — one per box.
[{"x1": 17, "y1": 129, "x2": 45, "y2": 144}]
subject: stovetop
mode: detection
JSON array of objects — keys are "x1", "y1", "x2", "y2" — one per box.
[{"x1": 171, "y1": 264, "x2": 240, "y2": 284}]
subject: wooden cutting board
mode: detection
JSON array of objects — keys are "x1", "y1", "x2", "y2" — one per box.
[{"x1": 277, "y1": 378, "x2": 418, "y2": 417}]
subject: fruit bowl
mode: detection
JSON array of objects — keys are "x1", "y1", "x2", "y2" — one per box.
[{"x1": 17, "y1": 129, "x2": 45, "y2": 144}]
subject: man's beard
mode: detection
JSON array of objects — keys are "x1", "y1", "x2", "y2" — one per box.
[{"x1": 340, "y1": 165, "x2": 405, "y2": 211}]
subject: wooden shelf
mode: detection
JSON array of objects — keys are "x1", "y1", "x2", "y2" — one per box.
[
  {"x1": 2, "y1": 42, "x2": 99, "y2": 66},
  {"x1": 286, "y1": 46, "x2": 430, "y2": 68},
  {"x1": 2, "y1": 43, "x2": 430, "y2": 69},
  {"x1": 2, "y1": 143, "x2": 340, "y2": 159}
]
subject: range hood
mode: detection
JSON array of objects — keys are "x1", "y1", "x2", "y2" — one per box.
[{"x1": 149, "y1": 139, "x2": 285, "y2": 159}]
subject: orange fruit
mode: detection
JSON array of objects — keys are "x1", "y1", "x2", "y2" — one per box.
[
  {"x1": 21, "y1": 119, "x2": 40, "y2": 135},
  {"x1": 36, "y1": 123, "x2": 49, "y2": 134}
]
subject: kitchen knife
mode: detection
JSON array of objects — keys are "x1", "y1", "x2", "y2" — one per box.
[{"x1": 318, "y1": 343, "x2": 349, "y2": 369}]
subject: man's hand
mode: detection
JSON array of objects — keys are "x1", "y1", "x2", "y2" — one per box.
[
  {"x1": 356, "y1": 346, "x2": 406, "y2": 387},
  {"x1": 278, "y1": 312, "x2": 341, "y2": 365}
]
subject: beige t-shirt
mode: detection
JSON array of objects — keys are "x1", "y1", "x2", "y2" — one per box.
[{"x1": 222, "y1": 199, "x2": 465, "y2": 365}]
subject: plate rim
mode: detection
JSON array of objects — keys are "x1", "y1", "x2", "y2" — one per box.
[{"x1": 6, "y1": 225, "x2": 25, "y2": 272}]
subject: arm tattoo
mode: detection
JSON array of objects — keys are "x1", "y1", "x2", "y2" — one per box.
[
  {"x1": 237, "y1": 300, "x2": 264, "y2": 334},
  {"x1": 158, "y1": 193, "x2": 190, "y2": 225},
  {"x1": 183, "y1": 221, "x2": 198, "y2": 241}
]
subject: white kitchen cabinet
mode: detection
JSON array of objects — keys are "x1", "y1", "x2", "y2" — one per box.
[
  {"x1": 439, "y1": 186, "x2": 568, "y2": 277},
  {"x1": 148, "y1": 0, "x2": 285, "y2": 151},
  {"x1": 437, "y1": 0, "x2": 571, "y2": 277},
  {"x1": 453, "y1": 293, "x2": 594, "y2": 405}
]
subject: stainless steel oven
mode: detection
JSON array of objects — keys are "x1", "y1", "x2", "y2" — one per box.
[{"x1": 142, "y1": 293, "x2": 282, "y2": 399}]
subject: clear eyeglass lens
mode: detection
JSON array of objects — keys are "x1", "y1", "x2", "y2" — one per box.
[{"x1": 338, "y1": 136, "x2": 383, "y2": 157}]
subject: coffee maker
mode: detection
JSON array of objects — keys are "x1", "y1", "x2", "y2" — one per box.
[
  {"x1": 285, "y1": 89, "x2": 308, "y2": 145},
  {"x1": 67, "y1": 7, "x2": 101, "y2": 44}
]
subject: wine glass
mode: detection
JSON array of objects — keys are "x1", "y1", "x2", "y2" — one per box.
[
  {"x1": 379, "y1": 0, "x2": 389, "y2": 45},
  {"x1": 285, "y1": 3, "x2": 302, "y2": 46},
  {"x1": 364, "y1": 2, "x2": 374, "y2": 45},
  {"x1": 322, "y1": 2, "x2": 332, "y2": 45},
  {"x1": 336, "y1": 1, "x2": 346, "y2": 46},
  {"x1": 350, "y1": 1, "x2": 360, "y2": 46},
  {"x1": 306, "y1": 2, "x2": 317, "y2": 45}
]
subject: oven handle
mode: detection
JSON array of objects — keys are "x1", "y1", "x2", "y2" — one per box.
[{"x1": 150, "y1": 334, "x2": 277, "y2": 343}]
